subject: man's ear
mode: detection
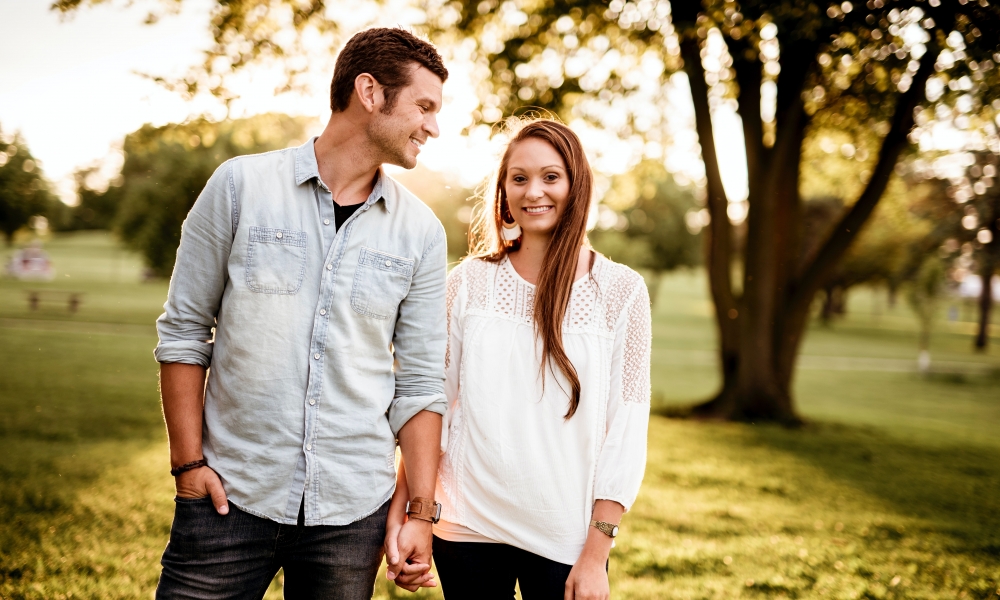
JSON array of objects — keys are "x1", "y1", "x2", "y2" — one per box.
[{"x1": 354, "y1": 73, "x2": 383, "y2": 114}]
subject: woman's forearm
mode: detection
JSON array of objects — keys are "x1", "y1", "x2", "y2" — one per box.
[{"x1": 578, "y1": 500, "x2": 625, "y2": 564}]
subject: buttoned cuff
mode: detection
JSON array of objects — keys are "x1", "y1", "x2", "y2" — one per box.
[
  {"x1": 153, "y1": 340, "x2": 214, "y2": 368},
  {"x1": 388, "y1": 393, "x2": 447, "y2": 437}
]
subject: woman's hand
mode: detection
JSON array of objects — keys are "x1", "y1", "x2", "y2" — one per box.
[
  {"x1": 564, "y1": 555, "x2": 609, "y2": 600},
  {"x1": 565, "y1": 499, "x2": 623, "y2": 600}
]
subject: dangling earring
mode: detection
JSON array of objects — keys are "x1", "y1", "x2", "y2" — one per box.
[
  {"x1": 502, "y1": 222, "x2": 522, "y2": 241},
  {"x1": 500, "y1": 198, "x2": 521, "y2": 241}
]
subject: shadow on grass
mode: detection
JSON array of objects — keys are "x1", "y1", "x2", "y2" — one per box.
[{"x1": 713, "y1": 418, "x2": 1000, "y2": 555}]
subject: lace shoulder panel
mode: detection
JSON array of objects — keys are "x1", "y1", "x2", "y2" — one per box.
[
  {"x1": 595, "y1": 258, "x2": 651, "y2": 405},
  {"x1": 597, "y1": 258, "x2": 647, "y2": 332},
  {"x1": 461, "y1": 257, "x2": 492, "y2": 311}
]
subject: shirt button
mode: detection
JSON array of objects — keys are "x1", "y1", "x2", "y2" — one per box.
[
  {"x1": 385, "y1": 260, "x2": 392, "y2": 267},
  {"x1": 275, "y1": 231, "x2": 283, "y2": 239},
  {"x1": 319, "y1": 309, "x2": 327, "y2": 316},
  {"x1": 313, "y1": 353, "x2": 321, "y2": 359},
  {"x1": 326, "y1": 264, "x2": 333, "y2": 271},
  {"x1": 309, "y1": 399, "x2": 316, "y2": 406},
  {"x1": 306, "y1": 444, "x2": 312, "y2": 451},
  {"x1": 323, "y1": 219, "x2": 330, "y2": 226}
]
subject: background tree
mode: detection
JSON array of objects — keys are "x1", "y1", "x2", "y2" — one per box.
[
  {"x1": 422, "y1": 0, "x2": 1000, "y2": 423},
  {"x1": 56, "y1": 0, "x2": 1000, "y2": 422},
  {"x1": 0, "y1": 129, "x2": 56, "y2": 246},
  {"x1": 105, "y1": 114, "x2": 313, "y2": 276},
  {"x1": 802, "y1": 178, "x2": 934, "y2": 322},
  {"x1": 589, "y1": 160, "x2": 701, "y2": 306},
  {"x1": 913, "y1": 150, "x2": 1000, "y2": 350}
]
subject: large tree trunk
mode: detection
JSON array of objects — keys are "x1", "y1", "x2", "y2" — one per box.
[
  {"x1": 676, "y1": 23, "x2": 740, "y2": 415},
  {"x1": 677, "y1": 8, "x2": 941, "y2": 423}
]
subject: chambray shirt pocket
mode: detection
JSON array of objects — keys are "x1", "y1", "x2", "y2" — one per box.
[
  {"x1": 350, "y1": 246, "x2": 414, "y2": 319},
  {"x1": 245, "y1": 226, "x2": 308, "y2": 294}
]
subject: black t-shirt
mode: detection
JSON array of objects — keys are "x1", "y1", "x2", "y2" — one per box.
[{"x1": 334, "y1": 201, "x2": 364, "y2": 231}]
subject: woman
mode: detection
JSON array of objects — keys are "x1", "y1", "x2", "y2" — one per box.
[{"x1": 390, "y1": 119, "x2": 651, "y2": 599}]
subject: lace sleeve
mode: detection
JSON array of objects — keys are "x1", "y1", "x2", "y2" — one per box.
[
  {"x1": 621, "y1": 281, "x2": 652, "y2": 405},
  {"x1": 593, "y1": 271, "x2": 651, "y2": 510}
]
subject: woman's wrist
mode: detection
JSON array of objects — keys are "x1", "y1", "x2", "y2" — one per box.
[{"x1": 578, "y1": 535, "x2": 613, "y2": 564}]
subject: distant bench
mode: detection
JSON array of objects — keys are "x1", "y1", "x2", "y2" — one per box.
[{"x1": 25, "y1": 290, "x2": 84, "y2": 313}]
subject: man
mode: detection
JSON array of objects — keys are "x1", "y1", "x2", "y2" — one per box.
[{"x1": 154, "y1": 28, "x2": 447, "y2": 599}]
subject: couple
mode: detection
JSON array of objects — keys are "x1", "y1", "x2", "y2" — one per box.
[{"x1": 154, "y1": 27, "x2": 651, "y2": 600}]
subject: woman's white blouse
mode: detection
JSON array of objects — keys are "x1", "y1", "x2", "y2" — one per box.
[{"x1": 435, "y1": 255, "x2": 652, "y2": 565}]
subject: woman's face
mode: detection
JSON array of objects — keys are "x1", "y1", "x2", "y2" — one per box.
[{"x1": 503, "y1": 137, "x2": 570, "y2": 238}]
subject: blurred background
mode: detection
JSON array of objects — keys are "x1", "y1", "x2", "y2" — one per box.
[{"x1": 1, "y1": 0, "x2": 999, "y2": 598}]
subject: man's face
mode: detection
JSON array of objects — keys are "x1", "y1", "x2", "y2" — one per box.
[{"x1": 367, "y1": 65, "x2": 443, "y2": 169}]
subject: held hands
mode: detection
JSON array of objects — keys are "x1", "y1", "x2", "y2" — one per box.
[
  {"x1": 564, "y1": 555, "x2": 610, "y2": 600},
  {"x1": 175, "y1": 466, "x2": 229, "y2": 515},
  {"x1": 384, "y1": 515, "x2": 437, "y2": 591}
]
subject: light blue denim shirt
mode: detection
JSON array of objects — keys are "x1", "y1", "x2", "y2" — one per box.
[{"x1": 155, "y1": 139, "x2": 448, "y2": 526}]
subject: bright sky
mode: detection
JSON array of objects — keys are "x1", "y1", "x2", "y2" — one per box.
[{"x1": 0, "y1": 0, "x2": 748, "y2": 207}]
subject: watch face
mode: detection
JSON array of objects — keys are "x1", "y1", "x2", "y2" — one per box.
[{"x1": 612, "y1": 526, "x2": 619, "y2": 537}]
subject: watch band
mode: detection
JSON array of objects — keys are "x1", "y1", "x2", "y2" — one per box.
[
  {"x1": 405, "y1": 497, "x2": 442, "y2": 523},
  {"x1": 590, "y1": 520, "x2": 619, "y2": 538}
]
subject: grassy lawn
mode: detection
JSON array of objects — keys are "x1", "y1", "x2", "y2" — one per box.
[{"x1": 1, "y1": 232, "x2": 998, "y2": 599}]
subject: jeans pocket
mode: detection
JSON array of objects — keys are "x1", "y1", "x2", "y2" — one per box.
[
  {"x1": 245, "y1": 226, "x2": 307, "y2": 294},
  {"x1": 174, "y1": 495, "x2": 213, "y2": 504},
  {"x1": 350, "y1": 247, "x2": 414, "y2": 319}
]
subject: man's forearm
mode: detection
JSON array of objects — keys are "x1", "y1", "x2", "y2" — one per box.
[
  {"x1": 396, "y1": 410, "x2": 442, "y2": 499},
  {"x1": 160, "y1": 362, "x2": 208, "y2": 467}
]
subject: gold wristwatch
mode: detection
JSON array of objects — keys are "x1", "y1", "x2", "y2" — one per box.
[{"x1": 591, "y1": 520, "x2": 619, "y2": 538}]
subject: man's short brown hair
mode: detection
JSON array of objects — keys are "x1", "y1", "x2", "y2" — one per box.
[{"x1": 330, "y1": 28, "x2": 448, "y2": 114}]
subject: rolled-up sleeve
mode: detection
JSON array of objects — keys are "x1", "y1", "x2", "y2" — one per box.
[
  {"x1": 153, "y1": 161, "x2": 234, "y2": 367},
  {"x1": 387, "y1": 225, "x2": 448, "y2": 436}
]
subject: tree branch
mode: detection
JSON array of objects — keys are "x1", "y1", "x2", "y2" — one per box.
[
  {"x1": 680, "y1": 33, "x2": 738, "y2": 332},
  {"x1": 791, "y1": 41, "x2": 940, "y2": 312}
]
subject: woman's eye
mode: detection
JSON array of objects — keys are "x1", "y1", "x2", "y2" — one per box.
[
  {"x1": 545, "y1": 174, "x2": 559, "y2": 181},
  {"x1": 512, "y1": 176, "x2": 526, "y2": 183}
]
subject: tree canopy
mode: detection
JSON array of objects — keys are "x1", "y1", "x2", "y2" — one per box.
[
  {"x1": 95, "y1": 114, "x2": 313, "y2": 276},
  {"x1": 0, "y1": 128, "x2": 56, "y2": 246}
]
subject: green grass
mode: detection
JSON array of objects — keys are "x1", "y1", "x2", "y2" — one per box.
[{"x1": 1, "y1": 232, "x2": 999, "y2": 599}]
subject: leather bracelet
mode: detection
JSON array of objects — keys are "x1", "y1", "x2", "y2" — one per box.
[
  {"x1": 405, "y1": 497, "x2": 442, "y2": 523},
  {"x1": 170, "y1": 459, "x2": 207, "y2": 477}
]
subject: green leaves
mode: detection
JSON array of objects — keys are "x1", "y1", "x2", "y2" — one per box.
[{"x1": 0, "y1": 129, "x2": 56, "y2": 245}]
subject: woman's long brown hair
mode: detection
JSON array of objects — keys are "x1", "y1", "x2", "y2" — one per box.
[{"x1": 468, "y1": 118, "x2": 594, "y2": 418}]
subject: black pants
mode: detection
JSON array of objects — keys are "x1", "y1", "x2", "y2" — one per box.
[
  {"x1": 432, "y1": 535, "x2": 574, "y2": 599},
  {"x1": 156, "y1": 497, "x2": 388, "y2": 600}
]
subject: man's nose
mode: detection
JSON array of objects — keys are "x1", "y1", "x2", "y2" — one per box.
[{"x1": 424, "y1": 114, "x2": 440, "y2": 139}]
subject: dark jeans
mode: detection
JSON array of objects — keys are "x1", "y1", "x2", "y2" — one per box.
[
  {"x1": 432, "y1": 535, "x2": 574, "y2": 599},
  {"x1": 156, "y1": 497, "x2": 388, "y2": 600}
]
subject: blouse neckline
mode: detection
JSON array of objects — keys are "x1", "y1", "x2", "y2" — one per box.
[{"x1": 501, "y1": 252, "x2": 601, "y2": 290}]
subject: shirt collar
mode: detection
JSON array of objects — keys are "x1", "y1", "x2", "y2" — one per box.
[{"x1": 293, "y1": 137, "x2": 393, "y2": 213}]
